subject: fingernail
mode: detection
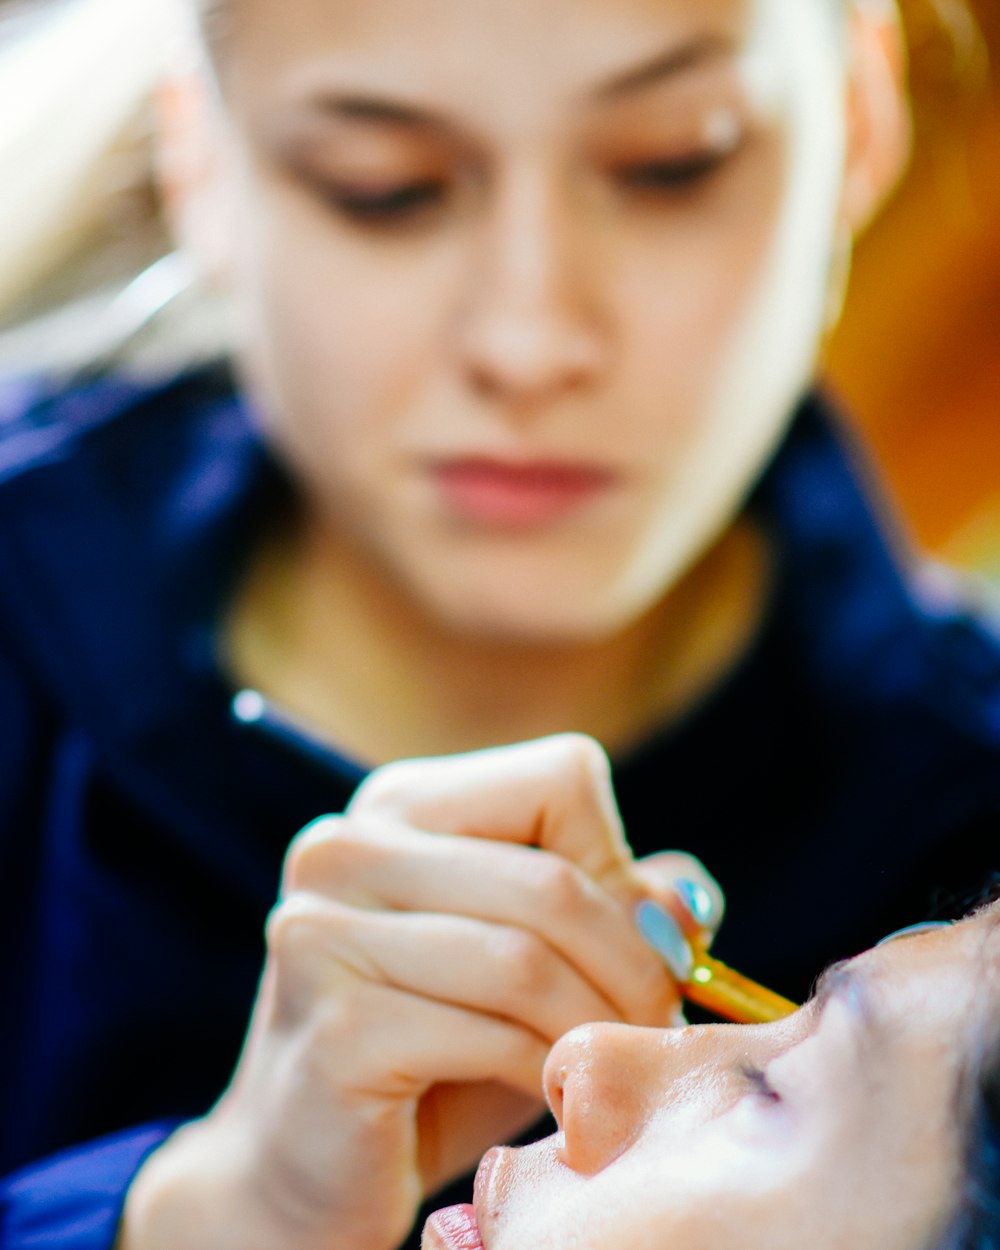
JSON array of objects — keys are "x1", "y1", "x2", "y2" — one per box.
[
  {"x1": 635, "y1": 900, "x2": 693, "y2": 982},
  {"x1": 673, "y1": 878, "x2": 716, "y2": 929}
]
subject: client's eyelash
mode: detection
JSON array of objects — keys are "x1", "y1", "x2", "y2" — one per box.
[{"x1": 740, "y1": 1062, "x2": 782, "y2": 1104}]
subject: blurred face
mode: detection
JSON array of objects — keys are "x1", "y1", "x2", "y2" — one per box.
[
  {"x1": 197, "y1": 0, "x2": 857, "y2": 640},
  {"x1": 424, "y1": 911, "x2": 999, "y2": 1250}
]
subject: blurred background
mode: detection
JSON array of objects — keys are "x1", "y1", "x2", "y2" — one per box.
[{"x1": 825, "y1": 0, "x2": 1000, "y2": 578}]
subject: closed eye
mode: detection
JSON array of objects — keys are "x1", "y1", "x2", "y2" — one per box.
[
  {"x1": 321, "y1": 179, "x2": 448, "y2": 224},
  {"x1": 616, "y1": 149, "x2": 735, "y2": 194},
  {"x1": 739, "y1": 1062, "x2": 782, "y2": 1104}
]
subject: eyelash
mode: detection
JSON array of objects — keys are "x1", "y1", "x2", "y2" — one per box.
[
  {"x1": 614, "y1": 149, "x2": 734, "y2": 194},
  {"x1": 322, "y1": 179, "x2": 447, "y2": 225},
  {"x1": 318, "y1": 145, "x2": 737, "y2": 227},
  {"x1": 740, "y1": 1062, "x2": 782, "y2": 1105}
]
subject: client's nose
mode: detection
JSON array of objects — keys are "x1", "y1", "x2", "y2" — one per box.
[
  {"x1": 543, "y1": 1022, "x2": 671, "y2": 1175},
  {"x1": 545, "y1": 1018, "x2": 784, "y2": 1176}
]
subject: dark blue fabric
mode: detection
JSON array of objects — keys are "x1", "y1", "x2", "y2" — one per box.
[
  {"x1": 1, "y1": 1125, "x2": 178, "y2": 1248},
  {"x1": 0, "y1": 364, "x2": 999, "y2": 1249}
]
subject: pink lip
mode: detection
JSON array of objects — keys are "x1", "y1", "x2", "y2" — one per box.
[
  {"x1": 423, "y1": 1147, "x2": 505, "y2": 1250},
  {"x1": 422, "y1": 1204, "x2": 484, "y2": 1250},
  {"x1": 474, "y1": 1146, "x2": 506, "y2": 1239},
  {"x1": 433, "y1": 458, "x2": 615, "y2": 528}
]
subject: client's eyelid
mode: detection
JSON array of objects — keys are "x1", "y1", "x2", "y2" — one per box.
[{"x1": 738, "y1": 1061, "x2": 782, "y2": 1105}]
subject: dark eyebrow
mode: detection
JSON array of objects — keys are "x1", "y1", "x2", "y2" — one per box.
[
  {"x1": 591, "y1": 34, "x2": 739, "y2": 102},
  {"x1": 301, "y1": 93, "x2": 451, "y2": 136},
  {"x1": 295, "y1": 33, "x2": 739, "y2": 133}
]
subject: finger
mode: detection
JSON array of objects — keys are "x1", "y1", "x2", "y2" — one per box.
[
  {"x1": 346, "y1": 734, "x2": 633, "y2": 892},
  {"x1": 269, "y1": 891, "x2": 625, "y2": 1043},
  {"x1": 264, "y1": 900, "x2": 550, "y2": 1097},
  {"x1": 285, "y1": 820, "x2": 680, "y2": 1026},
  {"x1": 326, "y1": 985, "x2": 551, "y2": 1101}
]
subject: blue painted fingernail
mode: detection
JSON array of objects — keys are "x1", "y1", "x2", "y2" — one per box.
[
  {"x1": 635, "y1": 901, "x2": 693, "y2": 982},
  {"x1": 673, "y1": 878, "x2": 716, "y2": 929}
]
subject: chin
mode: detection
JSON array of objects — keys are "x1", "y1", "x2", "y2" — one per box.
[
  {"x1": 406, "y1": 537, "x2": 697, "y2": 648},
  {"x1": 420, "y1": 581, "x2": 648, "y2": 647}
]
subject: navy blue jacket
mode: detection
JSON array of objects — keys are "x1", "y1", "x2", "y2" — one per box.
[{"x1": 1, "y1": 365, "x2": 999, "y2": 1247}]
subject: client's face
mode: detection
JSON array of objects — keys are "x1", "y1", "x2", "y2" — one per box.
[{"x1": 424, "y1": 909, "x2": 999, "y2": 1250}]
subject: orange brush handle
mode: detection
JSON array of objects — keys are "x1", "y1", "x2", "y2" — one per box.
[{"x1": 683, "y1": 947, "x2": 797, "y2": 1024}]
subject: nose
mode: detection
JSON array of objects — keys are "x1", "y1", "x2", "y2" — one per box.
[
  {"x1": 544, "y1": 1020, "x2": 771, "y2": 1176},
  {"x1": 543, "y1": 1022, "x2": 671, "y2": 1175},
  {"x1": 455, "y1": 168, "x2": 610, "y2": 405}
]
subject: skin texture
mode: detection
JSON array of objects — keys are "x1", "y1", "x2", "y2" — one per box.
[
  {"x1": 425, "y1": 912, "x2": 999, "y2": 1250},
  {"x1": 159, "y1": 0, "x2": 908, "y2": 764}
]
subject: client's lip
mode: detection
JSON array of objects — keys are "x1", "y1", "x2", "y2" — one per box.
[
  {"x1": 474, "y1": 1146, "x2": 503, "y2": 1209},
  {"x1": 473, "y1": 1146, "x2": 507, "y2": 1238},
  {"x1": 431, "y1": 457, "x2": 617, "y2": 528},
  {"x1": 422, "y1": 1203, "x2": 484, "y2": 1250},
  {"x1": 422, "y1": 1146, "x2": 505, "y2": 1250}
]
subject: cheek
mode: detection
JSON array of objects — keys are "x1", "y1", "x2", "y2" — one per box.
[
  {"x1": 596, "y1": 1135, "x2": 822, "y2": 1250},
  {"x1": 612, "y1": 136, "x2": 791, "y2": 442},
  {"x1": 233, "y1": 177, "x2": 447, "y2": 447},
  {"x1": 514, "y1": 1134, "x2": 796, "y2": 1250}
]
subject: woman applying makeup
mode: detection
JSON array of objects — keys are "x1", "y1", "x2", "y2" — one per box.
[{"x1": 0, "y1": 1, "x2": 999, "y2": 1249}]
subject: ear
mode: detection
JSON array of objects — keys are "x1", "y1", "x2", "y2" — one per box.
[
  {"x1": 154, "y1": 68, "x2": 239, "y2": 286},
  {"x1": 840, "y1": 0, "x2": 913, "y2": 233}
]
